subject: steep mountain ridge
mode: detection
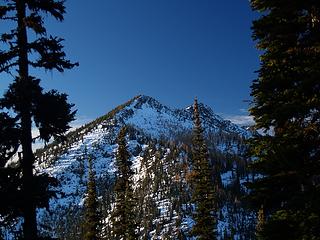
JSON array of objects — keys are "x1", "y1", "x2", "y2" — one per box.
[
  {"x1": 3, "y1": 95, "x2": 255, "y2": 239},
  {"x1": 35, "y1": 95, "x2": 248, "y2": 164},
  {"x1": 115, "y1": 95, "x2": 248, "y2": 138}
]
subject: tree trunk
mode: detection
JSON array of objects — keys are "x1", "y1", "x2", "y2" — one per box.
[{"x1": 16, "y1": 1, "x2": 38, "y2": 239}]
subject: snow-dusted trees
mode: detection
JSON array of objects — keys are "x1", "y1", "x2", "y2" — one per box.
[
  {"x1": 111, "y1": 127, "x2": 137, "y2": 239},
  {"x1": 83, "y1": 156, "x2": 100, "y2": 240}
]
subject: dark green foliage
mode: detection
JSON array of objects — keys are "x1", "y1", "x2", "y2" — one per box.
[
  {"x1": 0, "y1": 113, "x2": 20, "y2": 166},
  {"x1": 111, "y1": 127, "x2": 137, "y2": 240},
  {"x1": 0, "y1": 0, "x2": 77, "y2": 238},
  {"x1": 258, "y1": 210, "x2": 320, "y2": 240},
  {"x1": 248, "y1": 0, "x2": 320, "y2": 239},
  {"x1": 1, "y1": 77, "x2": 76, "y2": 143},
  {"x1": 0, "y1": 1, "x2": 77, "y2": 74},
  {"x1": 0, "y1": 168, "x2": 22, "y2": 225},
  {"x1": 34, "y1": 90, "x2": 76, "y2": 142},
  {"x1": 0, "y1": 169, "x2": 58, "y2": 235},
  {"x1": 83, "y1": 156, "x2": 99, "y2": 240},
  {"x1": 190, "y1": 99, "x2": 216, "y2": 240}
]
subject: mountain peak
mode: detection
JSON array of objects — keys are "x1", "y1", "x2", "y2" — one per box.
[
  {"x1": 132, "y1": 95, "x2": 166, "y2": 110},
  {"x1": 135, "y1": 94, "x2": 156, "y2": 102},
  {"x1": 107, "y1": 95, "x2": 249, "y2": 139},
  {"x1": 135, "y1": 95, "x2": 217, "y2": 118}
]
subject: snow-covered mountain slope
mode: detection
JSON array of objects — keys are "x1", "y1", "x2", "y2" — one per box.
[
  {"x1": 28, "y1": 95, "x2": 255, "y2": 239},
  {"x1": 35, "y1": 95, "x2": 249, "y2": 165}
]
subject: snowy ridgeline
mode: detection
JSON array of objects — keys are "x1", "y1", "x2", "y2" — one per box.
[
  {"x1": 2, "y1": 95, "x2": 255, "y2": 239},
  {"x1": 119, "y1": 95, "x2": 250, "y2": 139}
]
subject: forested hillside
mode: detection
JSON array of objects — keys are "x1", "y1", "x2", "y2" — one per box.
[{"x1": 9, "y1": 95, "x2": 257, "y2": 239}]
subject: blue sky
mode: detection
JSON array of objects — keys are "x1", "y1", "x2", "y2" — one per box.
[{"x1": 0, "y1": 0, "x2": 259, "y2": 125}]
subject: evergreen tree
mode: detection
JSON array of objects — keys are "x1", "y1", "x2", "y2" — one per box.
[
  {"x1": 0, "y1": 1, "x2": 77, "y2": 238},
  {"x1": 248, "y1": 1, "x2": 320, "y2": 239},
  {"x1": 190, "y1": 98, "x2": 216, "y2": 240},
  {"x1": 111, "y1": 127, "x2": 137, "y2": 240},
  {"x1": 83, "y1": 155, "x2": 99, "y2": 240}
]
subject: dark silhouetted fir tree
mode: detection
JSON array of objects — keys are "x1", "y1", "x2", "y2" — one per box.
[
  {"x1": 0, "y1": 0, "x2": 77, "y2": 238},
  {"x1": 190, "y1": 98, "x2": 216, "y2": 240},
  {"x1": 83, "y1": 155, "x2": 100, "y2": 240},
  {"x1": 111, "y1": 127, "x2": 137, "y2": 240},
  {"x1": 248, "y1": 1, "x2": 320, "y2": 239}
]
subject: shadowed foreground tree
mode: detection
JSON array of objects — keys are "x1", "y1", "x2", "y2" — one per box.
[
  {"x1": 190, "y1": 98, "x2": 216, "y2": 240},
  {"x1": 248, "y1": 0, "x2": 320, "y2": 239},
  {"x1": 111, "y1": 127, "x2": 137, "y2": 240},
  {"x1": 0, "y1": 0, "x2": 77, "y2": 238}
]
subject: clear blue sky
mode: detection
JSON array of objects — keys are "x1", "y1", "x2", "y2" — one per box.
[{"x1": 1, "y1": 0, "x2": 260, "y2": 125}]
